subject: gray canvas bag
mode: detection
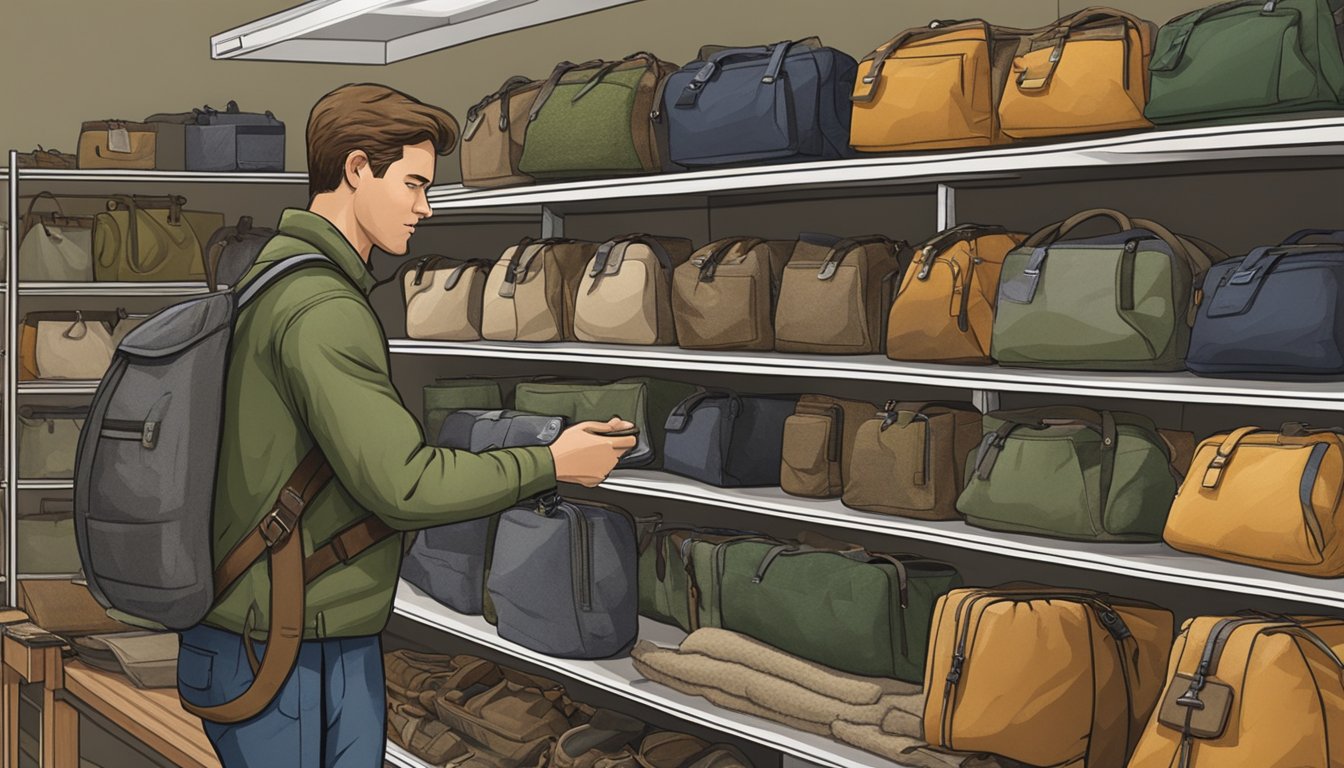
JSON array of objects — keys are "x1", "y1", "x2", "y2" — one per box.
[
  {"x1": 662, "y1": 390, "x2": 798, "y2": 487},
  {"x1": 73, "y1": 252, "x2": 336, "y2": 630},
  {"x1": 487, "y1": 493, "x2": 639, "y2": 659},
  {"x1": 401, "y1": 410, "x2": 565, "y2": 617}
]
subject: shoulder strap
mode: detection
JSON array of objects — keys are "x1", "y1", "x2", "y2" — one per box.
[{"x1": 236, "y1": 253, "x2": 336, "y2": 308}]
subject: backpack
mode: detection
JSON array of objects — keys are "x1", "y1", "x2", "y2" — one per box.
[{"x1": 73, "y1": 246, "x2": 399, "y2": 723}]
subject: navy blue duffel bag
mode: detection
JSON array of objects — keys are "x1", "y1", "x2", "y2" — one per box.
[
  {"x1": 659, "y1": 37, "x2": 857, "y2": 169},
  {"x1": 1188, "y1": 229, "x2": 1344, "y2": 378}
]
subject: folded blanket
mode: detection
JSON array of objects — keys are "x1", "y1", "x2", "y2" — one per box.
[{"x1": 631, "y1": 629, "x2": 1012, "y2": 767}]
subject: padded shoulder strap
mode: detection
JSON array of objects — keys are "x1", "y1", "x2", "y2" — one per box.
[{"x1": 236, "y1": 253, "x2": 336, "y2": 310}]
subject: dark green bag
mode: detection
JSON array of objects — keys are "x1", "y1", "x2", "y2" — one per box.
[
  {"x1": 956, "y1": 407, "x2": 1180, "y2": 542},
  {"x1": 637, "y1": 528, "x2": 774, "y2": 632},
  {"x1": 517, "y1": 53, "x2": 675, "y2": 179},
  {"x1": 513, "y1": 377, "x2": 696, "y2": 468},
  {"x1": 715, "y1": 540, "x2": 961, "y2": 683},
  {"x1": 1145, "y1": 0, "x2": 1344, "y2": 124},
  {"x1": 422, "y1": 379, "x2": 503, "y2": 440}
]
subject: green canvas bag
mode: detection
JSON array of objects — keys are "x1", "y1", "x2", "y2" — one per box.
[
  {"x1": 18, "y1": 499, "x2": 82, "y2": 575},
  {"x1": 991, "y1": 208, "x2": 1226, "y2": 371},
  {"x1": 714, "y1": 540, "x2": 961, "y2": 682},
  {"x1": 956, "y1": 406, "x2": 1180, "y2": 542},
  {"x1": 518, "y1": 53, "x2": 676, "y2": 179},
  {"x1": 637, "y1": 528, "x2": 775, "y2": 632},
  {"x1": 513, "y1": 377, "x2": 696, "y2": 468},
  {"x1": 1145, "y1": 0, "x2": 1344, "y2": 124},
  {"x1": 422, "y1": 379, "x2": 504, "y2": 441}
]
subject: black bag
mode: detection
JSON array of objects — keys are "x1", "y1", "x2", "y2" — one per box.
[
  {"x1": 146, "y1": 101, "x2": 285, "y2": 172},
  {"x1": 662, "y1": 390, "x2": 797, "y2": 487},
  {"x1": 204, "y1": 216, "x2": 275, "y2": 288}
]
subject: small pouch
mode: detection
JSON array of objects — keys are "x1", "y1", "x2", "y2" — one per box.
[{"x1": 1157, "y1": 672, "x2": 1235, "y2": 739}]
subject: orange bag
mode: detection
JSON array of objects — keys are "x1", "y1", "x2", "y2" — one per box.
[
  {"x1": 885, "y1": 224, "x2": 1025, "y2": 364},
  {"x1": 850, "y1": 20, "x2": 1027, "y2": 152},
  {"x1": 999, "y1": 7, "x2": 1156, "y2": 140}
]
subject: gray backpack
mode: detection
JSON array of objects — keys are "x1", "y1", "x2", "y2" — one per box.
[
  {"x1": 73, "y1": 251, "x2": 398, "y2": 723},
  {"x1": 487, "y1": 493, "x2": 639, "y2": 659}
]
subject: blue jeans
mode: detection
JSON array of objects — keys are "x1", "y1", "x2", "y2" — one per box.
[{"x1": 176, "y1": 624, "x2": 386, "y2": 768}]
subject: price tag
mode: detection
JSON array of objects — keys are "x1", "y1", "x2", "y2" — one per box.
[{"x1": 107, "y1": 127, "x2": 132, "y2": 154}]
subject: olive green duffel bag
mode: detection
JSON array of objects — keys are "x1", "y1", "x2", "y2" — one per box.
[
  {"x1": 422, "y1": 379, "x2": 504, "y2": 440},
  {"x1": 956, "y1": 406, "x2": 1181, "y2": 542},
  {"x1": 991, "y1": 208, "x2": 1226, "y2": 370}
]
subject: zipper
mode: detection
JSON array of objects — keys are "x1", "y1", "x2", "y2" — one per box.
[
  {"x1": 571, "y1": 503, "x2": 592, "y2": 612},
  {"x1": 957, "y1": 257, "x2": 980, "y2": 333}
]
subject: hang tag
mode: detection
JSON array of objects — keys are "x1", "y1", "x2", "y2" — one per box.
[{"x1": 107, "y1": 127, "x2": 132, "y2": 154}]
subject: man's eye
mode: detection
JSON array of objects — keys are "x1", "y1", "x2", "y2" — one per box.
[{"x1": 406, "y1": 182, "x2": 418, "y2": 190}]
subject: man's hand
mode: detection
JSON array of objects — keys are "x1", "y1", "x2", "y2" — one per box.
[{"x1": 549, "y1": 418, "x2": 638, "y2": 487}]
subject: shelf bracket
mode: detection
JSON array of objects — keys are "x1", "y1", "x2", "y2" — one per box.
[
  {"x1": 937, "y1": 183, "x2": 956, "y2": 231},
  {"x1": 972, "y1": 389, "x2": 1000, "y2": 414},
  {"x1": 541, "y1": 206, "x2": 564, "y2": 238}
]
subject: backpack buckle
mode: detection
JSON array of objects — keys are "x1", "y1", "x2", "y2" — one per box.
[{"x1": 259, "y1": 505, "x2": 297, "y2": 548}]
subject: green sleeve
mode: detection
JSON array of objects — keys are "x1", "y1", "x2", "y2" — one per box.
[{"x1": 276, "y1": 293, "x2": 556, "y2": 530}]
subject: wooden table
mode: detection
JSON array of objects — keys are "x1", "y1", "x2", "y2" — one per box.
[{"x1": 2, "y1": 632, "x2": 77, "y2": 768}]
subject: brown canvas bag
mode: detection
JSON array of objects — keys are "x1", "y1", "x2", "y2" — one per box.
[
  {"x1": 481, "y1": 238, "x2": 597, "y2": 342},
  {"x1": 431, "y1": 673, "x2": 577, "y2": 766},
  {"x1": 780, "y1": 395, "x2": 880, "y2": 498},
  {"x1": 18, "y1": 578, "x2": 132, "y2": 636},
  {"x1": 460, "y1": 75, "x2": 544, "y2": 188},
  {"x1": 924, "y1": 585, "x2": 1173, "y2": 768},
  {"x1": 671, "y1": 237, "x2": 792, "y2": 351},
  {"x1": 403, "y1": 255, "x2": 492, "y2": 342},
  {"x1": 886, "y1": 224, "x2": 1026, "y2": 365},
  {"x1": 78, "y1": 120, "x2": 173, "y2": 169},
  {"x1": 92, "y1": 195, "x2": 222, "y2": 282},
  {"x1": 574, "y1": 234, "x2": 693, "y2": 346},
  {"x1": 19, "y1": 310, "x2": 126, "y2": 381},
  {"x1": 774, "y1": 234, "x2": 908, "y2": 355},
  {"x1": 843, "y1": 401, "x2": 983, "y2": 520}
]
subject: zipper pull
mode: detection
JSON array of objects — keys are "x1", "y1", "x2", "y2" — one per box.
[
  {"x1": 916, "y1": 246, "x2": 936, "y2": 280},
  {"x1": 946, "y1": 651, "x2": 965, "y2": 685},
  {"x1": 1097, "y1": 607, "x2": 1133, "y2": 641}
]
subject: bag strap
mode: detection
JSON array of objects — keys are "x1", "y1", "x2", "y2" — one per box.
[
  {"x1": 1084, "y1": 598, "x2": 1142, "y2": 768},
  {"x1": 588, "y1": 234, "x2": 674, "y2": 284},
  {"x1": 816, "y1": 235, "x2": 893, "y2": 280},
  {"x1": 1200, "y1": 425, "x2": 1265, "y2": 489},
  {"x1": 693, "y1": 237, "x2": 766, "y2": 282},
  {"x1": 852, "y1": 22, "x2": 985, "y2": 103},
  {"x1": 528, "y1": 59, "x2": 603, "y2": 122},
  {"x1": 676, "y1": 40, "x2": 798, "y2": 108},
  {"x1": 1281, "y1": 228, "x2": 1344, "y2": 245},
  {"x1": 664, "y1": 389, "x2": 740, "y2": 432},
  {"x1": 1018, "y1": 8, "x2": 1143, "y2": 90},
  {"x1": 1024, "y1": 208, "x2": 1204, "y2": 275},
  {"x1": 463, "y1": 75, "x2": 534, "y2": 141},
  {"x1": 1148, "y1": 0, "x2": 1250, "y2": 72}
]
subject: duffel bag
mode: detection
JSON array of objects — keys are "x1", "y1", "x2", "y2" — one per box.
[
  {"x1": 843, "y1": 401, "x2": 983, "y2": 521},
  {"x1": 662, "y1": 389, "x2": 797, "y2": 487},
  {"x1": 992, "y1": 208, "x2": 1226, "y2": 370},
  {"x1": 513, "y1": 377, "x2": 696, "y2": 469},
  {"x1": 671, "y1": 236, "x2": 792, "y2": 351},
  {"x1": 1188, "y1": 229, "x2": 1344, "y2": 377},
  {"x1": 518, "y1": 53, "x2": 676, "y2": 179},
  {"x1": 957, "y1": 406, "x2": 1180, "y2": 542},
  {"x1": 481, "y1": 237, "x2": 596, "y2": 342},
  {"x1": 20, "y1": 310, "x2": 126, "y2": 381},
  {"x1": 204, "y1": 216, "x2": 276, "y2": 289},
  {"x1": 780, "y1": 394, "x2": 879, "y2": 498},
  {"x1": 851, "y1": 20, "x2": 1028, "y2": 152},
  {"x1": 18, "y1": 405, "x2": 88, "y2": 479},
  {"x1": 1164, "y1": 423, "x2": 1344, "y2": 577},
  {"x1": 429, "y1": 668, "x2": 577, "y2": 766},
  {"x1": 18, "y1": 193, "x2": 95, "y2": 282},
  {"x1": 421, "y1": 379, "x2": 504, "y2": 440},
  {"x1": 77, "y1": 120, "x2": 163, "y2": 169},
  {"x1": 638, "y1": 527, "x2": 771, "y2": 633},
  {"x1": 145, "y1": 101, "x2": 286, "y2": 172},
  {"x1": 460, "y1": 75, "x2": 542, "y2": 189},
  {"x1": 999, "y1": 8, "x2": 1156, "y2": 140},
  {"x1": 1128, "y1": 614, "x2": 1344, "y2": 768},
  {"x1": 661, "y1": 38, "x2": 856, "y2": 168},
  {"x1": 924, "y1": 585, "x2": 1173, "y2": 768},
  {"x1": 403, "y1": 255, "x2": 492, "y2": 342},
  {"x1": 774, "y1": 234, "x2": 908, "y2": 355},
  {"x1": 1145, "y1": 0, "x2": 1344, "y2": 124},
  {"x1": 92, "y1": 194, "x2": 222, "y2": 282},
  {"x1": 886, "y1": 224, "x2": 1026, "y2": 365},
  {"x1": 487, "y1": 493, "x2": 639, "y2": 659},
  {"x1": 714, "y1": 539, "x2": 962, "y2": 682},
  {"x1": 573, "y1": 234, "x2": 693, "y2": 346}
]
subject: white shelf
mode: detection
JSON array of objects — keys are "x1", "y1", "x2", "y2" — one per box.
[
  {"x1": 425, "y1": 117, "x2": 1344, "y2": 210},
  {"x1": 17, "y1": 381, "x2": 99, "y2": 395},
  {"x1": 14, "y1": 481, "x2": 74, "y2": 491},
  {"x1": 15, "y1": 169, "x2": 306, "y2": 184},
  {"x1": 212, "y1": 0, "x2": 641, "y2": 64},
  {"x1": 388, "y1": 339, "x2": 1344, "y2": 412},
  {"x1": 384, "y1": 742, "x2": 427, "y2": 768},
  {"x1": 19, "y1": 282, "x2": 210, "y2": 296},
  {"x1": 394, "y1": 580, "x2": 907, "y2": 768},
  {"x1": 600, "y1": 470, "x2": 1344, "y2": 608}
]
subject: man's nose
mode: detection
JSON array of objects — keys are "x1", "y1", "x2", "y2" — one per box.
[{"x1": 413, "y1": 189, "x2": 432, "y2": 218}]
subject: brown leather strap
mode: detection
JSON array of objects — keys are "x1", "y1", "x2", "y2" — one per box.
[
  {"x1": 304, "y1": 516, "x2": 400, "y2": 584},
  {"x1": 182, "y1": 447, "x2": 333, "y2": 724}
]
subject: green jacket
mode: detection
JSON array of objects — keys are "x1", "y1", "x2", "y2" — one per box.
[{"x1": 205, "y1": 209, "x2": 557, "y2": 640}]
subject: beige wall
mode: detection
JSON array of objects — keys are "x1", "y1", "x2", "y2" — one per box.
[{"x1": 1, "y1": 0, "x2": 1209, "y2": 183}]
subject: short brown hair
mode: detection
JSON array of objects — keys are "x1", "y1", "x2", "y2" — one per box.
[{"x1": 306, "y1": 83, "x2": 459, "y2": 198}]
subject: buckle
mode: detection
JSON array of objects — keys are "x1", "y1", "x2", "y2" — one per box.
[
  {"x1": 1210, "y1": 453, "x2": 1228, "y2": 468},
  {"x1": 258, "y1": 507, "x2": 295, "y2": 548},
  {"x1": 1228, "y1": 268, "x2": 1257, "y2": 285}
]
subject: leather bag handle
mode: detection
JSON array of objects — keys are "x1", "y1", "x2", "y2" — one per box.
[
  {"x1": 463, "y1": 75, "x2": 534, "y2": 140},
  {"x1": 1281, "y1": 228, "x2": 1344, "y2": 245},
  {"x1": 528, "y1": 59, "x2": 603, "y2": 122},
  {"x1": 694, "y1": 237, "x2": 766, "y2": 282}
]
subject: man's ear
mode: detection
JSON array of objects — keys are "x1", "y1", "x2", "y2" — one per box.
[{"x1": 343, "y1": 149, "x2": 370, "y2": 191}]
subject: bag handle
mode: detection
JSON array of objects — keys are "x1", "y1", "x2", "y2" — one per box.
[
  {"x1": 852, "y1": 22, "x2": 983, "y2": 103},
  {"x1": 664, "y1": 389, "x2": 741, "y2": 432},
  {"x1": 528, "y1": 59, "x2": 604, "y2": 122},
  {"x1": 693, "y1": 237, "x2": 766, "y2": 282},
  {"x1": 1199, "y1": 425, "x2": 1267, "y2": 489},
  {"x1": 1148, "y1": 0, "x2": 1250, "y2": 72},
  {"x1": 102, "y1": 195, "x2": 188, "y2": 277},
  {"x1": 463, "y1": 75, "x2": 533, "y2": 140},
  {"x1": 676, "y1": 40, "x2": 800, "y2": 108},
  {"x1": 1017, "y1": 8, "x2": 1143, "y2": 90},
  {"x1": 973, "y1": 411, "x2": 1119, "y2": 523},
  {"x1": 913, "y1": 223, "x2": 1010, "y2": 280},
  {"x1": 571, "y1": 52, "x2": 657, "y2": 104},
  {"x1": 1281, "y1": 228, "x2": 1344, "y2": 245},
  {"x1": 589, "y1": 234, "x2": 675, "y2": 280},
  {"x1": 1024, "y1": 208, "x2": 1204, "y2": 274},
  {"x1": 817, "y1": 235, "x2": 895, "y2": 280}
]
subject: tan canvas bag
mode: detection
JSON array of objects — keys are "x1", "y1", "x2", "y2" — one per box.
[
  {"x1": 924, "y1": 585, "x2": 1173, "y2": 768},
  {"x1": 574, "y1": 234, "x2": 693, "y2": 346},
  {"x1": 671, "y1": 237, "x2": 792, "y2": 351},
  {"x1": 20, "y1": 310, "x2": 125, "y2": 381},
  {"x1": 460, "y1": 75, "x2": 543, "y2": 188},
  {"x1": 774, "y1": 234, "x2": 907, "y2": 355},
  {"x1": 843, "y1": 401, "x2": 983, "y2": 520},
  {"x1": 886, "y1": 224, "x2": 1026, "y2": 364},
  {"x1": 77, "y1": 120, "x2": 162, "y2": 169},
  {"x1": 402, "y1": 255, "x2": 492, "y2": 342},
  {"x1": 18, "y1": 193, "x2": 96, "y2": 282},
  {"x1": 1129, "y1": 615, "x2": 1344, "y2": 768},
  {"x1": 780, "y1": 395, "x2": 880, "y2": 499},
  {"x1": 92, "y1": 195, "x2": 221, "y2": 282},
  {"x1": 481, "y1": 238, "x2": 597, "y2": 342}
]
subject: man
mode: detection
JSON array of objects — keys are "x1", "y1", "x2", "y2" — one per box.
[{"x1": 175, "y1": 83, "x2": 636, "y2": 767}]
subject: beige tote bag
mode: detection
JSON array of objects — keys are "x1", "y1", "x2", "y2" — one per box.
[{"x1": 403, "y1": 255, "x2": 492, "y2": 341}]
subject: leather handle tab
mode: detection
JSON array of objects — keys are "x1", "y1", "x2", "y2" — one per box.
[{"x1": 1201, "y1": 426, "x2": 1263, "y2": 489}]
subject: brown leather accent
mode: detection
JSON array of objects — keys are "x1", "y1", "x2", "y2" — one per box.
[{"x1": 304, "y1": 516, "x2": 400, "y2": 585}]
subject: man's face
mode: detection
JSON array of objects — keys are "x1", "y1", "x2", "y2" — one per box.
[{"x1": 353, "y1": 140, "x2": 435, "y2": 256}]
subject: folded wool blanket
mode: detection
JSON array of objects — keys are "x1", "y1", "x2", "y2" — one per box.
[{"x1": 631, "y1": 629, "x2": 1013, "y2": 767}]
